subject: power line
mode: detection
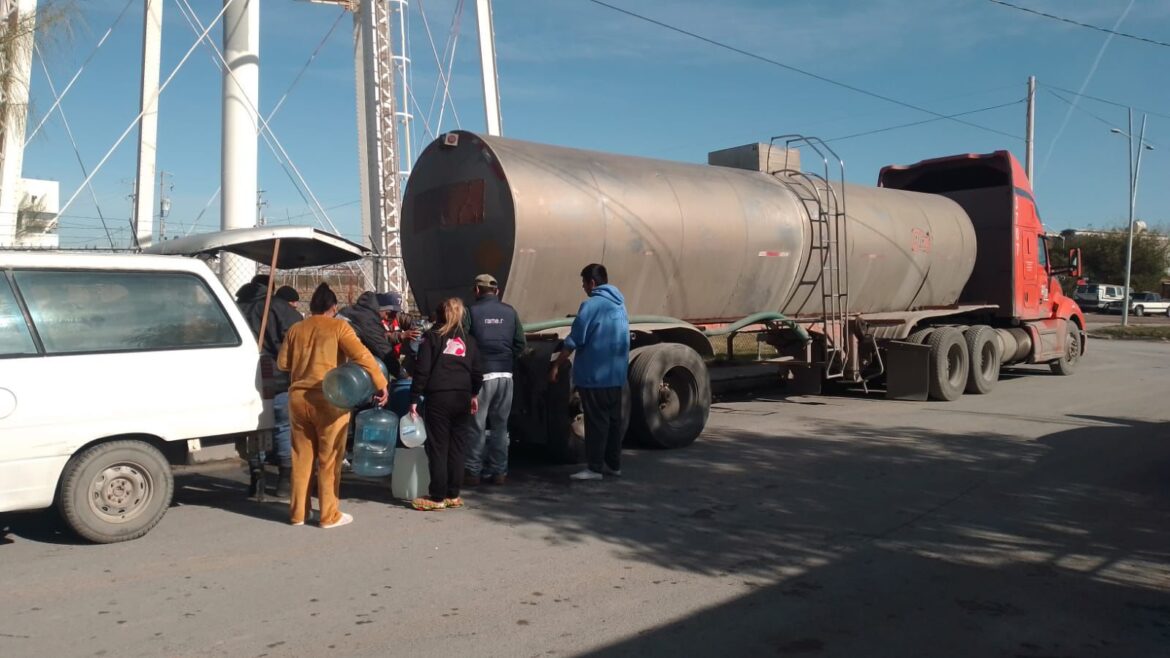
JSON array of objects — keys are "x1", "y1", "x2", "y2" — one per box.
[
  {"x1": 1042, "y1": 83, "x2": 1170, "y2": 121},
  {"x1": 585, "y1": 0, "x2": 1023, "y2": 141},
  {"x1": 825, "y1": 99, "x2": 1024, "y2": 143},
  {"x1": 985, "y1": 0, "x2": 1170, "y2": 49},
  {"x1": 1046, "y1": 88, "x2": 1161, "y2": 149}
]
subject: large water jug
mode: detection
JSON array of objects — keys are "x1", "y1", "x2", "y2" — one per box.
[
  {"x1": 375, "y1": 357, "x2": 391, "y2": 383},
  {"x1": 323, "y1": 362, "x2": 374, "y2": 409},
  {"x1": 388, "y1": 378, "x2": 412, "y2": 416},
  {"x1": 391, "y1": 446, "x2": 430, "y2": 500},
  {"x1": 352, "y1": 408, "x2": 399, "y2": 478},
  {"x1": 398, "y1": 413, "x2": 427, "y2": 448}
]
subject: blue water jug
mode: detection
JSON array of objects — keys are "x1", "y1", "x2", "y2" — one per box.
[
  {"x1": 376, "y1": 357, "x2": 392, "y2": 383},
  {"x1": 389, "y1": 378, "x2": 412, "y2": 416},
  {"x1": 322, "y1": 362, "x2": 374, "y2": 409},
  {"x1": 352, "y1": 408, "x2": 399, "y2": 478}
]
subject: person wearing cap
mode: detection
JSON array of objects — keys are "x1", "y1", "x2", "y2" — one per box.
[
  {"x1": 463, "y1": 273, "x2": 526, "y2": 486},
  {"x1": 376, "y1": 291, "x2": 420, "y2": 361}
]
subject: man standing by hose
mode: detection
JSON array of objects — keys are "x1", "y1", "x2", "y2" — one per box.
[
  {"x1": 550, "y1": 264, "x2": 630, "y2": 481},
  {"x1": 464, "y1": 274, "x2": 525, "y2": 486}
]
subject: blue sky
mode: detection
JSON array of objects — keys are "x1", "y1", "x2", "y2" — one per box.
[{"x1": 23, "y1": 0, "x2": 1170, "y2": 248}]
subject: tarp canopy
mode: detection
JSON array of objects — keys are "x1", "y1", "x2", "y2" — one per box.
[{"x1": 143, "y1": 226, "x2": 367, "y2": 269}]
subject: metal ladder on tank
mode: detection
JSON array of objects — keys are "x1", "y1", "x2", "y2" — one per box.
[{"x1": 770, "y1": 135, "x2": 850, "y2": 379}]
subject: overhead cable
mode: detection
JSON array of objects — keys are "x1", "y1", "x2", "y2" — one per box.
[
  {"x1": 1042, "y1": 83, "x2": 1170, "y2": 121},
  {"x1": 985, "y1": 0, "x2": 1170, "y2": 49},
  {"x1": 586, "y1": 0, "x2": 1022, "y2": 141},
  {"x1": 825, "y1": 99, "x2": 1025, "y2": 143},
  {"x1": 25, "y1": 0, "x2": 135, "y2": 145}
]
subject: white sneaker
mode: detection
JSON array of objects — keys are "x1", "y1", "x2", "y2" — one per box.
[
  {"x1": 320, "y1": 512, "x2": 354, "y2": 529},
  {"x1": 570, "y1": 469, "x2": 603, "y2": 481},
  {"x1": 603, "y1": 466, "x2": 622, "y2": 477},
  {"x1": 342, "y1": 455, "x2": 353, "y2": 473}
]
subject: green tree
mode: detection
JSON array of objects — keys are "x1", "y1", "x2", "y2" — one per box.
[{"x1": 1062, "y1": 229, "x2": 1170, "y2": 293}]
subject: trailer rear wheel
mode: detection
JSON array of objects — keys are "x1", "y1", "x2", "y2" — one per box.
[
  {"x1": 963, "y1": 325, "x2": 1001, "y2": 394},
  {"x1": 628, "y1": 344, "x2": 710, "y2": 449},
  {"x1": 1050, "y1": 323, "x2": 1081, "y2": 376},
  {"x1": 906, "y1": 328, "x2": 934, "y2": 345},
  {"x1": 58, "y1": 440, "x2": 173, "y2": 544},
  {"x1": 927, "y1": 328, "x2": 969, "y2": 401}
]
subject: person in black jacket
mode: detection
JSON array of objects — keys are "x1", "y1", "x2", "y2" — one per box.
[
  {"x1": 238, "y1": 278, "x2": 303, "y2": 498},
  {"x1": 339, "y1": 290, "x2": 399, "y2": 377},
  {"x1": 463, "y1": 274, "x2": 525, "y2": 486},
  {"x1": 409, "y1": 297, "x2": 483, "y2": 511}
]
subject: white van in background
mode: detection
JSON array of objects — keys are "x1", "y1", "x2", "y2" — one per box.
[
  {"x1": 0, "y1": 252, "x2": 271, "y2": 543},
  {"x1": 1072, "y1": 283, "x2": 1126, "y2": 311}
]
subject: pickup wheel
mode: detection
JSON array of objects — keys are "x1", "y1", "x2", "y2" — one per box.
[
  {"x1": 963, "y1": 325, "x2": 1001, "y2": 394},
  {"x1": 927, "y1": 328, "x2": 969, "y2": 401},
  {"x1": 1134, "y1": 305, "x2": 1145, "y2": 317},
  {"x1": 628, "y1": 344, "x2": 710, "y2": 449},
  {"x1": 58, "y1": 440, "x2": 174, "y2": 544},
  {"x1": 1165, "y1": 307, "x2": 1170, "y2": 318},
  {"x1": 1050, "y1": 323, "x2": 1081, "y2": 376}
]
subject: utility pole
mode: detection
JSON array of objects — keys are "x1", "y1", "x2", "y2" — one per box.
[
  {"x1": 221, "y1": 0, "x2": 260, "y2": 291},
  {"x1": 0, "y1": 0, "x2": 37, "y2": 247},
  {"x1": 256, "y1": 189, "x2": 267, "y2": 226},
  {"x1": 1115, "y1": 109, "x2": 1151, "y2": 328},
  {"x1": 157, "y1": 169, "x2": 171, "y2": 240},
  {"x1": 1025, "y1": 75, "x2": 1035, "y2": 185},
  {"x1": 476, "y1": 0, "x2": 502, "y2": 136}
]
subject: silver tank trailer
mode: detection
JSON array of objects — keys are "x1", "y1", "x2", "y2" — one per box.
[{"x1": 402, "y1": 132, "x2": 977, "y2": 323}]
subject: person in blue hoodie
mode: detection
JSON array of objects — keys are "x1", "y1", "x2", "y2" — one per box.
[{"x1": 549, "y1": 263, "x2": 630, "y2": 480}]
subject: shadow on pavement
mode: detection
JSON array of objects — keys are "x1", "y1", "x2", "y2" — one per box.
[{"x1": 472, "y1": 414, "x2": 1170, "y2": 657}]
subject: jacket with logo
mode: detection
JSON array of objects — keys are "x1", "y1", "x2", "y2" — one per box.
[
  {"x1": 467, "y1": 294, "x2": 526, "y2": 374},
  {"x1": 410, "y1": 328, "x2": 484, "y2": 404}
]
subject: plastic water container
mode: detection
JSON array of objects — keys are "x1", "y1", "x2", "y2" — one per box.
[
  {"x1": 388, "y1": 378, "x2": 412, "y2": 417},
  {"x1": 323, "y1": 362, "x2": 374, "y2": 409},
  {"x1": 376, "y1": 357, "x2": 391, "y2": 383},
  {"x1": 352, "y1": 408, "x2": 399, "y2": 478},
  {"x1": 398, "y1": 413, "x2": 427, "y2": 448},
  {"x1": 391, "y1": 447, "x2": 430, "y2": 500}
]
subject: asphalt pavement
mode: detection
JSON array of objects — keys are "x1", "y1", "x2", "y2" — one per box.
[{"x1": 3, "y1": 339, "x2": 1169, "y2": 658}]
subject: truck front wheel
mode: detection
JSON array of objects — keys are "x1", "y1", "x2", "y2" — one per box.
[
  {"x1": 628, "y1": 344, "x2": 710, "y2": 449},
  {"x1": 1050, "y1": 323, "x2": 1081, "y2": 376},
  {"x1": 58, "y1": 440, "x2": 174, "y2": 543}
]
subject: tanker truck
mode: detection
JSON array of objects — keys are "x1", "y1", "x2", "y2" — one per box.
[{"x1": 401, "y1": 131, "x2": 1086, "y2": 461}]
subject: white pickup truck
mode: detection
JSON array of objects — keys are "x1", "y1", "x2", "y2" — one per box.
[{"x1": 1105, "y1": 291, "x2": 1170, "y2": 317}]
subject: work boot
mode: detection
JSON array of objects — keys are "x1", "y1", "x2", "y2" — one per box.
[
  {"x1": 463, "y1": 471, "x2": 481, "y2": 487},
  {"x1": 249, "y1": 467, "x2": 266, "y2": 501},
  {"x1": 490, "y1": 474, "x2": 507, "y2": 485},
  {"x1": 275, "y1": 466, "x2": 292, "y2": 499}
]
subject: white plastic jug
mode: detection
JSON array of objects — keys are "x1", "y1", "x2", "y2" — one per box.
[
  {"x1": 399, "y1": 413, "x2": 427, "y2": 448},
  {"x1": 390, "y1": 447, "x2": 430, "y2": 500}
]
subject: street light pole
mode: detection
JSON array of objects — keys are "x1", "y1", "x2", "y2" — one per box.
[{"x1": 1112, "y1": 110, "x2": 1153, "y2": 327}]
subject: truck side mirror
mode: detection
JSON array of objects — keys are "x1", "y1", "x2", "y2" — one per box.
[{"x1": 1068, "y1": 248, "x2": 1082, "y2": 278}]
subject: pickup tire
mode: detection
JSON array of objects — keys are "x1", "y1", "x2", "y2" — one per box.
[
  {"x1": 927, "y1": 328, "x2": 969, "y2": 401},
  {"x1": 963, "y1": 325, "x2": 1001, "y2": 394},
  {"x1": 1134, "y1": 305, "x2": 1145, "y2": 317},
  {"x1": 628, "y1": 344, "x2": 710, "y2": 449},
  {"x1": 59, "y1": 440, "x2": 174, "y2": 544},
  {"x1": 1050, "y1": 323, "x2": 1081, "y2": 376}
]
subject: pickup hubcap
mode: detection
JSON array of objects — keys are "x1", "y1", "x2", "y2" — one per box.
[{"x1": 90, "y1": 462, "x2": 153, "y2": 524}]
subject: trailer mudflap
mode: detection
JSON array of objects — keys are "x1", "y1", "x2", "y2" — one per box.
[{"x1": 885, "y1": 341, "x2": 931, "y2": 401}]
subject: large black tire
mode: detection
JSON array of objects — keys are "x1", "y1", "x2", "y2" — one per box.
[
  {"x1": 58, "y1": 440, "x2": 174, "y2": 544},
  {"x1": 963, "y1": 325, "x2": 1001, "y2": 394},
  {"x1": 906, "y1": 328, "x2": 935, "y2": 345},
  {"x1": 1050, "y1": 322, "x2": 1081, "y2": 376},
  {"x1": 926, "y1": 327, "x2": 969, "y2": 401},
  {"x1": 1134, "y1": 305, "x2": 1145, "y2": 317},
  {"x1": 628, "y1": 344, "x2": 710, "y2": 449}
]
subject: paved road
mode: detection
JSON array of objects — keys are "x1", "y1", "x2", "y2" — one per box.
[{"x1": 3, "y1": 340, "x2": 1169, "y2": 658}]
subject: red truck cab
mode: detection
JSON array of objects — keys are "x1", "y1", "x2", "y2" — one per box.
[{"x1": 879, "y1": 151, "x2": 1086, "y2": 363}]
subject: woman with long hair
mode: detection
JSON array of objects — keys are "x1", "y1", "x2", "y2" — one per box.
[
  {"x1": 409, "y1": 297, "x2": 483, "y2": 511},
  {"x1": 278, "y1": 283, "x2": 388, "y2": 528}
]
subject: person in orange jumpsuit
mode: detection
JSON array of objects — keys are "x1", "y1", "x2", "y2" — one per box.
[{"x1": 277, "y1": 283, "x2": 388, "y2": 528}]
